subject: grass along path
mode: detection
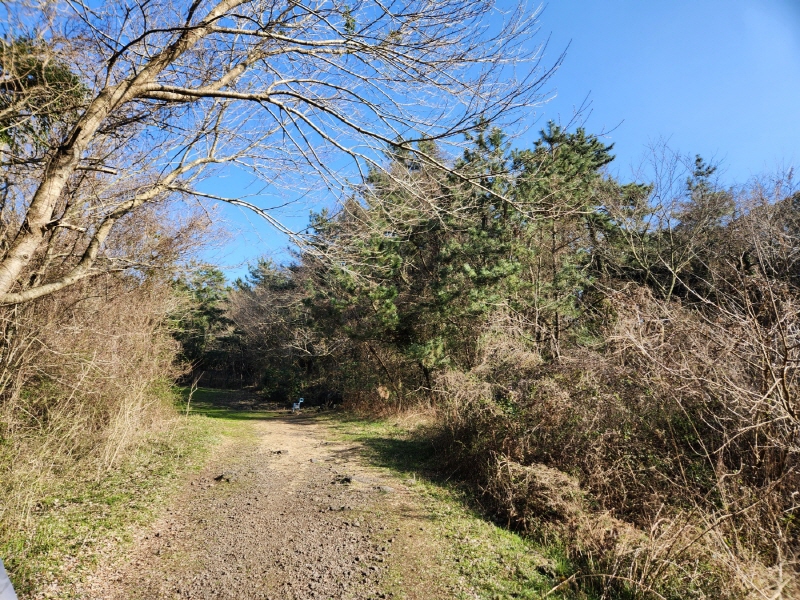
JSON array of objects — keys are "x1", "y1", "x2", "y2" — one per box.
[
  {"x1": 11, "y1": 389, "x2": 584, "y2": 599},
  {"x1": 2, "y1": 389, "x2": 234, "y2": 598},
  {"x1": 323, "y1": 413, "x2": 582, "y2": 600}
]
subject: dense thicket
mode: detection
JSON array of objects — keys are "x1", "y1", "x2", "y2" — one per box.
[
  {"x1": 0, "y1": 202, "x2": 225, "y2": 596},
  {"x1": 214, "y1": 125, "x2": 799, "y2": 598}
]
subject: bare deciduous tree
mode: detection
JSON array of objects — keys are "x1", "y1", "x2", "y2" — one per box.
[{"x1": 0, "y1": 0, "x2": 553, "y2": 304}]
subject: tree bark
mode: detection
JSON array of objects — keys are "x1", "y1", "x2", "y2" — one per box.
[{"x1": 0, "y1": 0, "x2": 247, "y2": 301}]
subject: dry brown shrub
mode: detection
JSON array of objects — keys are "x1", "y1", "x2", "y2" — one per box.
[
  {"x1": 0, "y1": 273, "x2": 183, "y2": 534},
  {"x1": 486, "y1": 459, "x2": 586, "y2": 528},
  {"x1": 604, "y1": 283, "x2": 799, "y2": 596},
  {"x1": 0, "y1": 205, "x2": 212, "y2": 550},
  {"x1": 474, "y1": 311, "x2": 543, "y2": 377},
  {"x1": 434, "y1": 293, "x2": 799, "y2": 598}
]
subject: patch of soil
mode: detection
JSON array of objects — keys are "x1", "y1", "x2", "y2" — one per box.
[{"x1": 79, "y1": 413, "x2": 454, "y2": 600}]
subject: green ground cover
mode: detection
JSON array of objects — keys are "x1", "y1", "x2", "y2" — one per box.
[
  {"x1": 1, "y1": 388, "x2": 233, "y2": 597},
  {"x1": 324, "y1": 413, "x2": 592, "y2": 600}
]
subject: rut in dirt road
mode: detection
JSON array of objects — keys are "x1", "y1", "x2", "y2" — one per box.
[{"x1": 82, "y1": 414, "x2": 423, "y2": 600}]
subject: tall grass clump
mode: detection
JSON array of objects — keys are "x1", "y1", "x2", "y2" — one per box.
[{"x1": 0, "y1": 273, "x2": 187, "y2": 588}]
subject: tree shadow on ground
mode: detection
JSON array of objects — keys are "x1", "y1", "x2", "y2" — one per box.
[
  {"x1": 178, "y1": 387, "x2": 344, "y2": 422},
  {"x1": 322, "y1": 413, "x2": 613, "y2": 600},
  {"x1": 323, "y1": 413, "x2": 447, "y2": 484}
]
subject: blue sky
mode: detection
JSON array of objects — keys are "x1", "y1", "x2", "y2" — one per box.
[
  {"x1": 533, "y1": 0, "x2": 800, "y2": 179},
  {"x1": 206, "y1": 0, "x2": 800, "y2": 278}
]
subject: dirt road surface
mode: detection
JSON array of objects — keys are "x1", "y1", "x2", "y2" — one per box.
[{"x1": 79, "y1": 408, "x2": 459, "y2": 600}]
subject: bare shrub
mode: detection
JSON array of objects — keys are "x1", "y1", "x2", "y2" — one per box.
[
  {"x1": 0, "y1": 272, "x2": 181, "y2": 526},
  {"x1": 435, "y1": 287, "x2": 799, "y2": 598},
  {"x1": 0, "y1": 205, "x2": 211, "y2": 594}
]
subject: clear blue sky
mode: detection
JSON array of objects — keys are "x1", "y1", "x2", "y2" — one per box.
[
  {"x1": 206, "y1": 0, "x2": 800, "y2": 278},
  {"x1": 533, "y1": 0, "x2": 800, "y2": 179}
]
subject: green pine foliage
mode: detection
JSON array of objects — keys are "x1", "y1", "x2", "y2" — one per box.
[
  {"x1": 0, "y1": 38, "x2": 87, "y2": 150},
  {"x1": 171, "y1": 266, "x2": 231, "y2": 369},
  {"x1": 230, "y1": 121, "x2": 632, "y2": 393}
]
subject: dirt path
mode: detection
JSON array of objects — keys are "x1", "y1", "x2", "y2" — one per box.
[{"x1": 79, "y1": 410, "x2": 455, "y2": 600}]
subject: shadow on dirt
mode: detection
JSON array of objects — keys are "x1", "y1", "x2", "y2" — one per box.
[
  {"x1": 178, "y1": 387, "x2": 344, "y2": 422},
  {"x1": 180, "y1": 388, "x2": 440, "y2": 478},
  {"x1": 323, "y1": 414, "x2": 443, "y2": 480},
  {"x1": 180, "y1": 390, "x2": 442, "y2": 482}
]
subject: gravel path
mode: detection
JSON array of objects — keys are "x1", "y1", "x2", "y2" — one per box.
[{"x1": 80, "y1": 413, "x2": 435, "y2": 600}]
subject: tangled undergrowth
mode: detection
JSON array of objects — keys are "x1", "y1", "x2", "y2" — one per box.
[
  {"x1": 0, "y1": 274, "x2": 204, "y2": 594},
  {"x1": 435, "y1": 295, "x2": 797, "y2": 599}
]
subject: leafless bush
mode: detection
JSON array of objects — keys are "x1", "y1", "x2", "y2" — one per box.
[
  {"x1": 605, "y1": 283, "x2": 797, "y2": 596},
  {"x1": 0, "y1": 273, "x2": 182, "y2": 532},
  {"x1": 0, "y1": 206, "x2": 211, "y2": 580},
  {"x1": 435, "y1": 275, "x2": 799, "y2": 597}
]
